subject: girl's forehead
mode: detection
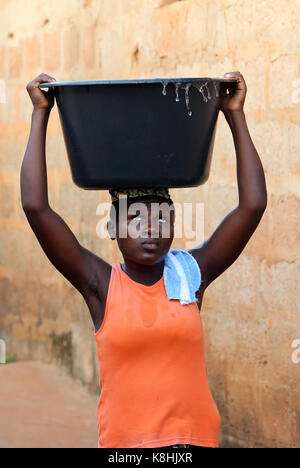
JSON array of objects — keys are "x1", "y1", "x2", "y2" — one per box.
[{"x1": 126, "y1": 199, "x2": 174, "y2": 211}]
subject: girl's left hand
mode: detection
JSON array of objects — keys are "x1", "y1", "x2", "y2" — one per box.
[{"x1": 220, "y1": 71, "x2": 247, "y2": 114}]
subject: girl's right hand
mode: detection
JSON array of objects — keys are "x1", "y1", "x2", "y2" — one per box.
[{"x1": 26, "y1": 73, "x2": 56, "y2": 110}]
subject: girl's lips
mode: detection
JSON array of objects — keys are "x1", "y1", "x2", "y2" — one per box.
[{"x1": 141, "y1": 241, "x2": 159, "y2": 250}]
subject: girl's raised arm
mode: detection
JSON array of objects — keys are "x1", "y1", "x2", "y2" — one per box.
[
  {"x1": 20, "y1": 74, "x2": 109, "y2": 304},
  {"x1": 189, "y1": 72, "x2": 267, "y2": 289}
]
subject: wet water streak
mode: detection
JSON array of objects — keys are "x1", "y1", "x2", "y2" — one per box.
[{"x1": 161, "y1": 80, "x2": 219, "y2": 117}]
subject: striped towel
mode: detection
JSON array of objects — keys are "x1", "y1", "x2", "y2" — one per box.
[{"x1": 163, "y1": 249, "x2": 202, "y2": 305}]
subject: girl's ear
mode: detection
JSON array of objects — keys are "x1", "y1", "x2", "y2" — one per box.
[{"x1": 107, "y1": 220, "x2": 116, "y2": 240}]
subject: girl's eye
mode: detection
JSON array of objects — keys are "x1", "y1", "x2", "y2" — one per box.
[
  {"x1": 129, "y1": 215, "x2": 168, "y2": 223},
  {"x1": 128, "y1": 215, "x2": 142, "y2": 223}
]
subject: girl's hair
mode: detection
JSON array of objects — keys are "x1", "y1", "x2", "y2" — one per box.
[{"x1": 110, "y1": 195, "x2": 175, "y2": 222}]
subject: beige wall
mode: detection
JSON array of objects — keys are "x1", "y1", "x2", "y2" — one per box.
[{"x1": 0, "y1": 0, "x2": 299, "y2": 447}]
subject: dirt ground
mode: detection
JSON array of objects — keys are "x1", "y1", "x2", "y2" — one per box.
[{"x1": 0, "y1": 361, "x2": 99, "y2": 448}]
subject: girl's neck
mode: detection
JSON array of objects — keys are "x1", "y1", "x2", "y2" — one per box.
[{"x1": 121, "y1": 259, "x2": 165, "y2": 286}]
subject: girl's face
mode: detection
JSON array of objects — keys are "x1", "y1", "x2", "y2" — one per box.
[{"x1": 108, "y1": 198, "x2": 175, "y2": 265}]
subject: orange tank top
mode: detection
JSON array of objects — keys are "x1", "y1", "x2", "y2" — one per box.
[{"x1": 94, "y1": 262, "x2": 220, "y2": 448}]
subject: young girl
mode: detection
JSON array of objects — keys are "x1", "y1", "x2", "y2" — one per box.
[{"x1": 21, "y1": 72, "x2": 267, "y2": 448}]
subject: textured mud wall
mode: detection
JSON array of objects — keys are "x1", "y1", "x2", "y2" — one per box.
[{"x1": 0, "y1": 0, "x2": 299, "y2": 447}]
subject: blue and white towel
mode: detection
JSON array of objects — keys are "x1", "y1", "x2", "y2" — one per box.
[{"x1": 163, "y1": 249, "x2": 202, "y2": 305}]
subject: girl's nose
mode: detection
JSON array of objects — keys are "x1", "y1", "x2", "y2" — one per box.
[{"x1": 141, "y1": 213, "x2": 159, "y2": 238}]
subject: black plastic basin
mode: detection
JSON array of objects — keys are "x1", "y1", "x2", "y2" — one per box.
[{"x1": 40, "y1": 78, "x2": 237, "y2": 190}]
